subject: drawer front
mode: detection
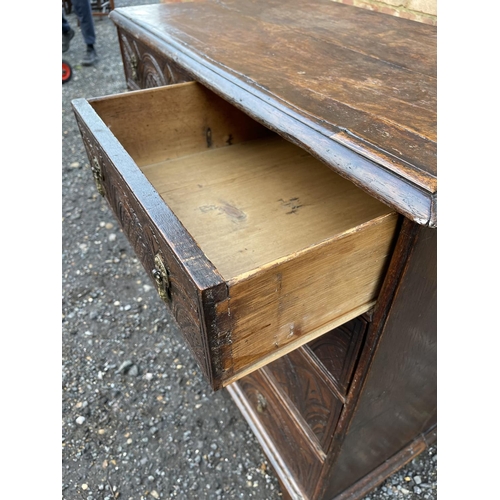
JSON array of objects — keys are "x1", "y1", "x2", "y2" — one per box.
[
  {"x1": 265, "y1": 347, "x2": 343, "y2": 452},
  {"x1": 73, "y1": 103, "x2": 229, "y2": 389},
  {"x1": 235, "y1": 368, "x2": 325, "y2": 497},
  {"x1": 307, "y1": 316, "x2": 368, "y2": 396},
  {"x1": 117, "y1": 27, "x2": 193, "y2": 91}
]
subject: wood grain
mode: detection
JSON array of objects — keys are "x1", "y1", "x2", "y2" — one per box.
[
  {"x1": 225, "y1": 213, "x2": 396, "y2": 379},
  {"x1": 307, "y1": 316, "x2": 367, "y2": 396},
  {"x1": 88, "y1": 82, "x2": 272, "y2": 168},
  {"x1": 142, "y1": 133, "x2": 396, "y2": 280},
  {"x1": 266, "y1": 347, "x2": 344, "y2": 452},
  {"x1": 110, "y1": 0, "x2": 437, "y2": 226},
  {"x1": 235, "y1": 368, "x2": 324, "y2": 498}
]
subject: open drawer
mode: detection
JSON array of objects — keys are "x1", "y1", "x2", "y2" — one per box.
[{"x1": 72, "y1": 82, "x2": 398, "y2": 390}]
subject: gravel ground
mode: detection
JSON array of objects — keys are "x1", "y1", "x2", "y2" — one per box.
[{"x1": 61, "y1": 2, "x2": 437, "y2": 499}]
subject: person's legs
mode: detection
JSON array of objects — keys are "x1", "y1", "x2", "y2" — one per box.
[
  {"x1": 72, "y1": 0, "x2": 98, "y2": 65},
  {"x1": 62, "y1": 13, "x2": 75, "y2": 52},
  {"x1": 62, "y1": 13, "x2": 71, "y2": 34},
  {"x1": 71, "y1": 0, "x2": 96, "y2": 46}
]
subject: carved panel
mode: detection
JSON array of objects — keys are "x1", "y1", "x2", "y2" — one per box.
[
  {"x1": 307, "y1": 316, "x2": 367, "y2": 395},
  {"x1": 238, "y1": 368, "x2": 324, "y2": 497},
  {"x1": 266, "y1": 347, "x2": 343, "y2": 451},
  {"x1": 118, "y1": 28, "x2": 193, "y2": 90}
]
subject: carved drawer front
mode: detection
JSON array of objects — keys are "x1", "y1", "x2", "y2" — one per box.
[
  {"x1": 233, "y1": 367, "x2": 328, "y2": 498},
  {"x1": 72, "y1": 81, "x2": 398, "y2": 391},
  {"x1": 307, "y1": 316, "x2": 368, "y2": 396},
  {"x1": 265, "y1": 346, "x2": 344, "y2": 453},
  {"x1": 117, "y1": 27, "x2": 193, "y2": 91}
]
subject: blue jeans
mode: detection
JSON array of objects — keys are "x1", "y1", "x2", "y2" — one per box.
[{"x1": 62, "y1": 0, "x2": 96, "y2": 46}]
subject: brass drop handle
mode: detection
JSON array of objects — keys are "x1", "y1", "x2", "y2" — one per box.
[
  {"x1": 256, "y1": 393, "x2": 267, "y2": 413},
  {"x1": 152, "y1": 253, "x2": 171, "y2": 303},
  {"x1": 91, "y1": 156, "x2": 106, "y2": 197}
]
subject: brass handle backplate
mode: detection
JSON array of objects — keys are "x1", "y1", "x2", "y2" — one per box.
[
  {"x1": 91, "y1": 156, "x2": 106, "y2": 197},
  {"x1": 152, "y1": 253, "x2": 171, "y2": 303},
  {"x1": 256, "y1": 393, "x2": 267, "y2": 413}
]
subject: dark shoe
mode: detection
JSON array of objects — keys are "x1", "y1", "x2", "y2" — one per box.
[
  {"x1": 62, "y1": 28, "x2": 75, "y2": 53},
  {"x1": 82, "y1": 47, "x2": 98, "y2": 66}
]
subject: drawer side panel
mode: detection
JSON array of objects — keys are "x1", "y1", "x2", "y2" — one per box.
[{"x1": 225, "y1": 213, "x2": 398, "y2": 381}]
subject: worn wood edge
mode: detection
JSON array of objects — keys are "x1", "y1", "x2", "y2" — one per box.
[
  {"x1": 197, "y1": 284, "x2": 232, "y2": 391},
  {"x1": 109, "y1": 9, "x2": 436, "y2": 228},
  {"x1": 85, "y1": 80, "x2": 197, "y2": 107},
  {"x1": 430, "y1": 193, "x2": 437, "y2": 228},
  {"x1": 261, "y1": 366, "x2": 328, "y2": 462},
  {"x1": 331, "y1": 425, "x2": 436, "y2": 500},
  {"x1": 330, "y1": 132, "x2": 437, "y2": 216},
  {"x1": 110, "y1": 6, "x2": 437, "y2": 190},
  {"x1": 226, "y1": 382, "x2": 309, "y2": 500},
  {"x1": 221, "y1": 301, "x2": 375, "y2": 387},
  {"x1": 330, "y1": 130, "x2": 435, "y2": 191},
  {"x1": 71, "y1": 96, "x2": 225, "y2": 294}
]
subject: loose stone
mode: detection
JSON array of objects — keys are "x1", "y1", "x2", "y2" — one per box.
[{"x1": 116, "y1": 360, "x2": 133, "y2": 374}]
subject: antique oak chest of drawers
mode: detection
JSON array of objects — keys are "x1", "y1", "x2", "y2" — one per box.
[{"x1": 72, "y1": 1, "x2": 436, "y2": 498}]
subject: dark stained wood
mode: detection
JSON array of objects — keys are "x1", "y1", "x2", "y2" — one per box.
[
  {"x1": 110, "y1": 0, "x2": 437, "y2": 226},
  {"x1": 233, "y1": 368, "x2": 325, "y2": 498},
  {"x1": 227, "y1": 381, "x2": 309, "y2": 500},
  {"x1": 277, "y1": 478, "x2": 294, "y2": 500},
  {"x1": 332, "y1": 425, "x2": 436, "y2": 500},
  {"x1": 265, "y1": 346, "x2": 344, "y2": 452},
  {"x1": 307, "y1": 316, "x2": 367, "y2": 396},
  {"x1": 116, "y1": 26, "x2": 193, "y2": 90},
  {"x1": 318, "y1": 220, "x2": 437, "y2": 499},
  {"x1": 72, "y1": 100, "x2": 226, "y2": 387}
]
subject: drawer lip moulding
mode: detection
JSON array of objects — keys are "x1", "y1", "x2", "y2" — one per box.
[{"x1": 72, "y1": 81, "x2": 399, "y2": 390}]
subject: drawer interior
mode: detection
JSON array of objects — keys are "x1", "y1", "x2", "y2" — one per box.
[
  {"x1": 90, "y1": 82, "x2": 395, "y2": 284},
  {"x1": 86, "y1": 81, "x2": 398, "y2": 385}
]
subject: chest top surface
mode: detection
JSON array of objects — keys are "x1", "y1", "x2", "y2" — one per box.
[{"x1": 110, "y1": 0, "x2": 437, "y2": 227}]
